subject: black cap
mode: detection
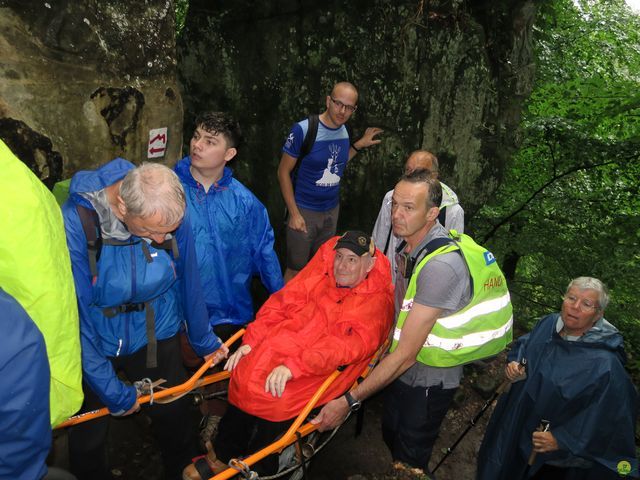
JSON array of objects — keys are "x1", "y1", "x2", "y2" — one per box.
[{"x1": 334, "y1": 230, "x2": 375, "y2": 257}]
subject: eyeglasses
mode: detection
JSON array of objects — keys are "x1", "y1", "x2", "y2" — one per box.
[
  {"x1": 563, "y1": 294, "x2": 600, "y2": 313},
  {"x1": 330, "y1": 97, "x2": 357, "y2": 113}
]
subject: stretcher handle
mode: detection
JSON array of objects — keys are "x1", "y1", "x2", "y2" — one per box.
[
  {"x1": 209, "y1": 339, "x2": 392, "y2": 480},
  {"x1": 55, "y1": 329, "x2": 245, "y2": 429}
]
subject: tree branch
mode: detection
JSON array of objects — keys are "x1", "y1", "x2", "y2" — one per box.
[{"x1": 480, "y1": 157, "x2": 621, "y2": 244}]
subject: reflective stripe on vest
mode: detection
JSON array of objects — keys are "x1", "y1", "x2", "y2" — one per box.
[
  {"x1": 390, "y1": 232, "x2": 512, "y2": 367},
  {"x1": 393, "y1": 314, "x2": 513, "y2": 350},
  {"x1": 437, "y1": 292, "x2": 511, "y2": 329}
]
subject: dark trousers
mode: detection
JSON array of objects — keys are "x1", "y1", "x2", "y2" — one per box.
[
  {"x1": 382, "y1": 379, "x2": 456, "y2": 472},
  {"x1": 68, "y1": 335, "x2": 197, "y2": 480},
  {"x1": 214, "y1": 404, "x2": 293, "y2": 476}
]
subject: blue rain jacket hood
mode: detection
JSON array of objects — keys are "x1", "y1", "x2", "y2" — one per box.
[
  {"x1": 62, "y1": 158, "x2": 221, "y2": 413},
  {"x1": 174, "y1": 157, "x2": 283, "y2": 327},
  {"x1": 477, "y1": 313, "x2": 638, "y2": 479}
]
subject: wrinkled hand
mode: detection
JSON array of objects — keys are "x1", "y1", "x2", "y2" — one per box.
[
  {"x1": 353, "y1": 127, "x2": 384, "y2": 150},
  {"x1": 532, "y1": 431, "x2": 559, "y2": 453},
  {"x1": 311, "y1": 397, "x2": 350, "y2": 431},
  {"x1": 224, "y1": 344, "x2": 251, "y2": 371},
  {"x1": 112, "y1": 400, "x2": 140, "y2": 417},
  {"x1": 205, "y1": 343, "x2": 229, "y2": 367},
  {"x1": 287, "y1": 212, "x2": 307, "y2": 233},
  {"x1": 123, "y1": 401, "x2": 141, "y2": 416},
  {"x1": 265, "y1": 365, "x2": 293, "y2": 397},
  {"x1": 505, "y1": 361, "x2": 526, "y2": 382}
]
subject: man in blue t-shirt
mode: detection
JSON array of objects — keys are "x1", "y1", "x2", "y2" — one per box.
[{"x1": 277, "y1": 81, "x2": 383, "y2": 282}]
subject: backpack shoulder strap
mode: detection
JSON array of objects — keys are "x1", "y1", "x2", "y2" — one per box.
[
  {"x1": 344, "y1": 122, "x2": 353, "y2": 144},
  {"x1": 300, "y1": 114, "x2": 319, "y2": 162},
  {"x1": 438, "y1": 206, "x2": 447, "y2": 228},
  {"x1": 383, "y1": 224, "x2": 393, "y2": 257},
  {"x1": 76, "y1": 204, "x2": 102, "y2": 278},
  {"x1": 290, "y1": 114, "x2": 319, "y2": 190}
]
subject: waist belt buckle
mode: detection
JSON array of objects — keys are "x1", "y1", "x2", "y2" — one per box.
[{"x1": 123, "y1": 303, "x2": 145, "y2": 313}]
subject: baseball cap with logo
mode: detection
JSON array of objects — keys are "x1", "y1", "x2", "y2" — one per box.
[{"x1": 334, "y1": 230, "x2": 375, "y2": 257}]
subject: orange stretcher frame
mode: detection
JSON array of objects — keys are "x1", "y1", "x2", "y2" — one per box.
[
  {"x1": 56, "y1": 329, "x2": 247, "y2": 429},
  {"x1": 204, "y1": 337, "x2": 390, "y2": 480},
  {"x1": 56, "y1": 328, "x2": 390, "y2": 480}
]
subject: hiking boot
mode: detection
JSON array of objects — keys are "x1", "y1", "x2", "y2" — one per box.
[{"x1": 182, "y1": 450, "x2": 227, "y2": 480}]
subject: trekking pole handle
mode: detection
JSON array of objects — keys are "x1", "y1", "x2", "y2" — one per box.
[{"x1": 528, "y1": 419, "x2": 551, "y2": 465}]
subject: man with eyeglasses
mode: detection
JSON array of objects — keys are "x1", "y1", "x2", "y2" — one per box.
[
  {"x1": 372, "y1": 149, "x2": 465, "y2": 283},
  {"x1": 278, "y1": 81, "x2": 383, "y2": 282},
  {"x1": 313, "y1": 170, "x2": 512, "y2": 477},
  {"x1": 477, "y1": 277, "x2": 638, "y2": 480},
  {"x1": 62, "y1": 160, "x2": 226, "y2": 479}
]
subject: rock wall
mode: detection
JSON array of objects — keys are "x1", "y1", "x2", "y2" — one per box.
[
  {"x1": 0, "y1": 0, "x2": 184, "y2": 186},
  {"x1": 178, "y1": 0, "x2": 537, "y2": 233},
  {"x1": 0, "y1": 0, "x2": 537, "y2": 227}
]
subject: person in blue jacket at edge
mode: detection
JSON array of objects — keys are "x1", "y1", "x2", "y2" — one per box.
[
  {"x1": 174, "y1": 111, "x2": 283, "y2": 344},
  {"x1": 62, "y1": 160, "x2": 228, "y2": 480},
  {"x1": 0, "y1": 287, "x2": 51, "y2": 480},
  {"x1": 477, "y1": 276, "x2": 638, "y2": 480}
]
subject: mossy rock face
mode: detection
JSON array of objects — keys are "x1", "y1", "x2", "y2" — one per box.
[
  {"x1": 178, "y1": 0, "x2": 538, "y2": 233},
  {"x1": 0, "y1": 0, "x2": 184, "y2": 179}
]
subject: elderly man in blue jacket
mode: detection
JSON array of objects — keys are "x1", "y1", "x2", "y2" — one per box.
[{"x1": 62, "y1": 159, "x2": 226, "y2": 479}]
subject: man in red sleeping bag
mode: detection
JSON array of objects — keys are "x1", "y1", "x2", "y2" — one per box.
[{"x1": 184, "y1": 231, "x2": 394, "y2": 479}]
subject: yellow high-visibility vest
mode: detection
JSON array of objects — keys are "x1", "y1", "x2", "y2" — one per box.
[
  {"x1": 391, "y1": 232, "x2": 512, "y2": 367},
  {"x1": 0, "y1": 140, "x2": 83, "y2": 426}
]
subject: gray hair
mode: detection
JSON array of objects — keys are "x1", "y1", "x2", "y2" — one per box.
[
  {"x1": 398, "y1": 170, "x2": 443, "y2": 210},
  {"x1": 119, "y1": 162, "x2": 186, "y2": 226},
  {"x1": 566, "y1": 277, "x2": 609, "y2": 310}
]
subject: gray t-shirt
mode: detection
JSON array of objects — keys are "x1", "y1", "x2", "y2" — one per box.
[{"x1": 395, "y1": 223, "x2": 471, "y2": 389}]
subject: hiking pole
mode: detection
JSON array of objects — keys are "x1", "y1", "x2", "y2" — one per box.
[
  {"x1": 527, "y1": 419, "x2": 551, "y2": 466},
  {"x1": 432, "y1": 358, "x2": 527, "y2": 473}
]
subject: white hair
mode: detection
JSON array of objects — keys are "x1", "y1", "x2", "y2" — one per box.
[
  {"x1": 566, "y1": 276, "x2": 609, "y2": 310},
  {"x1": 119, "y1": 162, "x2": 186, "y2": 226}
]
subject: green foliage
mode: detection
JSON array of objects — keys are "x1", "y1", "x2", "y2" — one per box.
[
  {"x1": 473, "y1": 0, "x2": 640, "y2": 380},
  {"x1": 175, "y1": 0, "x2": 189, "y2": 35}
]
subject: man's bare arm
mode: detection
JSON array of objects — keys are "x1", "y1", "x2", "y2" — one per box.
[
  {"x1": 312, "y1": 303, "x2": 442, "y2": 430},
  {"x1": 348, "y1": 127, "x2": 384, "y2": 160},
  {"x1": 277, "y1": 153, "x2": 306, "y2": 232}
]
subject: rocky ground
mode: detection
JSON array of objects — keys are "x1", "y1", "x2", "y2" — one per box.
[{"x1": 50, "y1": 356, "x2": 506, "y2": 480}]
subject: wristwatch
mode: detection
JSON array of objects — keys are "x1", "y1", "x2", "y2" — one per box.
[{"x1": 344, "y1": 391, "x2": 362, "y2": 412}]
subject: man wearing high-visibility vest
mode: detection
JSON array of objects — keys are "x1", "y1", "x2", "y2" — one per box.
[{"x1": 313, "y1": 170, "x2": 512, "y2": 476}]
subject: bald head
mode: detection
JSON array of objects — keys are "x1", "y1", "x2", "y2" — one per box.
[
  {"x1": 331, "y1": 81, "x2": 359, "y2": 102},
  {"x1": 405, "y1": 150, "x2": 439, "y2": 178}
]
